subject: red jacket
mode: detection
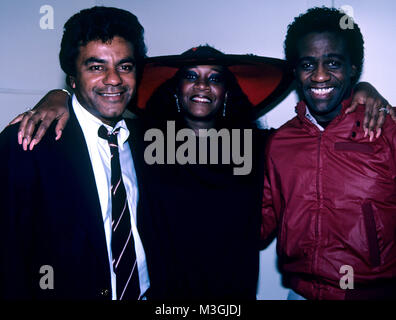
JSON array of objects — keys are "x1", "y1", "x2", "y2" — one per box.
[{"x1": 261, "y1": 96, "x2": 396, "y2": 299}]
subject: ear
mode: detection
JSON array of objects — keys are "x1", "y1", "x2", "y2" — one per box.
[
  {"x1": 350, "y1": 65, "x2": 357, "y2": 78},
  {"x1": 69, "y1": 76, "x2": 76, "y2": 89}
]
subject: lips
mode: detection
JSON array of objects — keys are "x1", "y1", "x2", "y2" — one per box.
[
  {"x1": 97, "y1": 90, "x2": 125, "y2": 96},
  {"x1": 96, "y1": 89, "x2": 127, "y2": 102},
  {"x1": 309, "y1": 87, "x2": 335, "y2": 99},
  {"x1": 310, "y1": 87, "x2": 334, "y2": 94},
  {"x1": 191, "y1": 95, "x2": 212, "y2": 103},
  {"x1": 99, "y1": 92, "x2": 122, "y2": 97}
]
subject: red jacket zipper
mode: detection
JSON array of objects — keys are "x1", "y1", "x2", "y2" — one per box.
[{"x1": 313, "y1": 131, "x2": 323, "y2": 299}]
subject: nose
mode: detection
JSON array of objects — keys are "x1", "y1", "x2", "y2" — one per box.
[
  {"x1": 311, "y1": 63, "x2": 330, "y2": 83},
  {"x1": 103, "y1": 68, "x2": 122, "y2": 86},
  {"x1": 194, "y1": 78, "x2": 210, "y2": 91}
]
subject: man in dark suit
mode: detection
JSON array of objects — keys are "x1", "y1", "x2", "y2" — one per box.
[{"x1": 0, "y1": 6, "x2": 161, "y2": 300}]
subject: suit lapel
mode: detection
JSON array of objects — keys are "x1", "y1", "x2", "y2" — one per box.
[
  {"x1": 125, "y1": 119, "x2": 150, "y2": 236},
  {"x1": 58, "y1": 107, "x2": 110, "y2": 272},
  {"x1": 125, "y1": 119, "x2": 146, "y2": 187}
]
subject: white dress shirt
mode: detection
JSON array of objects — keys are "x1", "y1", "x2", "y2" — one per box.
[
  {"x1": 305, "y1": 106, "x2": 325, "y2": 131},
  {"x1": 72, "y1": 95, "x2": 150, "y2": 299}
]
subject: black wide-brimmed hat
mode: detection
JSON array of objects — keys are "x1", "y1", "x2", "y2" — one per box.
[{"x1": 135, "y1": 45, "x2": 294, "y2": 118}]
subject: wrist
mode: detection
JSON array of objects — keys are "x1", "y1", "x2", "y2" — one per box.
[
  {"x1": 61, "y1": 89, "x2": 71, "y2": 96},
  {"x1": 354, "y1": 81, "x2": 371, "y2": 91}
]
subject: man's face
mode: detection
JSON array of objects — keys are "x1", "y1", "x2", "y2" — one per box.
[
  {"x1": 70, "y1": 36, "x2": 136, "y2": 126},
  {"x1": 295, "y1": 32, "x2": 357, "y2": 121}
]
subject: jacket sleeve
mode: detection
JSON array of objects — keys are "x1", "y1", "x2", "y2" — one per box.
[
  {"x1": 0, "y1": 125, "x2": 37, "y2": 299},
  {"x1": 391, "y1": 123, "x2": 396, "y2": 180},
  {"x1": 260, "y1": 142, "x2": 282, "y2": 245},
  {"x1": 381, "y1": 117, "x2": 396, "y2": 180}
]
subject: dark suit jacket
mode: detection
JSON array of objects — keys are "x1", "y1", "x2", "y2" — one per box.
[{"x1": 0, "y1": 108, "x2": 167, "y2": 300}]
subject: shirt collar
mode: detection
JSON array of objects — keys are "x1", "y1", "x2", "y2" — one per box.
[
  {"x1": 71, "y1": 94, "x2": 130, "y2": 149},
  {"x1": 305, "y1": 107, "x2": 324, "y2": 131},
  {"x1": 296, "y1": 91, "x2": 355, "y2": 131}
]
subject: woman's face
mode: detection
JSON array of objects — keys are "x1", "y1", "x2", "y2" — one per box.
[{"x1": 177, "y1": 65, "x2": 228, "y2": 121}]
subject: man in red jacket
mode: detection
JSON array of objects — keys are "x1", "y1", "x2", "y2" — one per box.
[{"x1": 261, "y1": 7, "x2": 396, "y2": 300}]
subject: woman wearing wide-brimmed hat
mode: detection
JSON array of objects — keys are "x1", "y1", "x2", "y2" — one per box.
[
  {"x1": 8, "y1": 45, "x2": 392, "y2": 299},
  {"x1": 130, "y1": 45, "x2": 294, "y2": 299},
  {"x1": 136, "y1": 45, "x2": 293, "y2": 127}
]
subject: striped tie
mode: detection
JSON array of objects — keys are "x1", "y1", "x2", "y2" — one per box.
[{"x1": 98, "y1": 125, "x2": 140, "y2": 300}]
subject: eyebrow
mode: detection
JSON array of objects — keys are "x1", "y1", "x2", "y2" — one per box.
[
  {"x1": 298, "y1": 53, "x2": 347, "y2": 62},
  {"x1": 118, "y1": 57, "x2": 136, "y2": 65},
  {"x1": 211, "y1": 67, "x2": 224, "y2": 73},
  {"x1": 84, "y1": 57, "x2": 106, "y2": 65},
  {"x1": 187, "y1": 65, "x2": 225, "y2": 73},
  {"x1": 83, "y1": 56, "x2": 136, "y2": 66}
]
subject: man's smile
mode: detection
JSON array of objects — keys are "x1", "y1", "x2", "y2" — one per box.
[{"x1": 309, "y1": 86, "x2": 335, "y2": 99}]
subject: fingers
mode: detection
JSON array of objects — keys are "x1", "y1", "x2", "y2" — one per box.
[
  {"x1": 363, "y1": 101, "x2": 374, "y2": 138},
  {"x1": 21, "y1": 112, "x2": 44, "y2": 151},
  {"x1": 346, "y1": 94, "x2": 365, "y2": 114},
  {"x1": 373, "y1": 98, "x2": 389, "y2": 139},
  {"x1": 372, "y1": 98, "x2": 390, "y2": 140},
  {"x1": 388, "y1": 104, "x2": 396, "y2": 122},
  {"x1": 345, "y1": 100, "x2": 357, "y2": 114},
  {"x1": 29, "y1": 109, "x2": 68, "y2": 150},
  {"x1": 8, "y1": 113, "x2": 25, "y2": 126},
  {"x1": 372, "y1": 104, "x2": 395, "y2": 140},
  {"x1": 347, "y1": 83, "x2": 371, "y2": 114},
  {"x1": 375, "y1": 111, "x2": 386, "y2": 139},
  {"x1": 16, "y1": 108, "x2": 67, "y2": 151},
  {"x1": 54, "y1": 112, "x2": 69, "y2": 141},
  {"x1": 362, "y1": 97, "x2": 391, "y2": 141},
  {"x1": 345, "y1": 93, "x2": 360, "y2": 114},
  {"x1": 368, "y1": 99, "x2": 381, "y2": 141},
  {"x1": 28, "y1": 120, "x2": 51, "y2": 151},
  {"x1": 352, "y1": 82, "x2": 392, "y2": 140},
  {"x1": 18, "y1": 111, "x2": 38, "y2": 146}
]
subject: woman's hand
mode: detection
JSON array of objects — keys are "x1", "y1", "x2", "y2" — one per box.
[
  {"x1": 8, "y1": 89, "x2": 70, "y2": 150},
  {"x1": 346, "y1": 82, "x2": 395, "y2": 141}
]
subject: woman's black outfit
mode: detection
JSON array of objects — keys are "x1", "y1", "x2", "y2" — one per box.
[{"x1": 140, "y1": 118, "x2": 272, "y2": 300}]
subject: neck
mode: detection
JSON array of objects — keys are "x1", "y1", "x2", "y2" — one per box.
[
  {"x1": 101, "y1": 118, "x2": 120, "y2": 128},
  {"x1": 309, "y1": 103, "x2": 343, "y2": 124},
  {"x1": 183, "y1": 117, "x2": 216, "y2": 135}
]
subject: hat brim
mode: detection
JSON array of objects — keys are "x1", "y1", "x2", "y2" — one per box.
[{"x1": 135, "y1": 54, "x2": 294, "y2": 119}]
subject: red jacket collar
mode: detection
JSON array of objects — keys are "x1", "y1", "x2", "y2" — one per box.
[{"x1": 296, "y1": 91, "x2": 354, "y2": 125}]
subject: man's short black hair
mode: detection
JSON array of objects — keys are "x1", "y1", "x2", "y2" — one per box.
[
  {"x1": 284, "y1": 6, "x2": 364, "y2": 82},
  {"x1": 59, "y1": 6, "x2": 147, "y2": 79}
]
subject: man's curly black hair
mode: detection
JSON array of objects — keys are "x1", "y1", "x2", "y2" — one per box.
[
  {"x1": 284, "y1": 6, "x2": 364, "y2": 82},
  {"x1": 59, "y1": 6, "x2": 147, "y2": 81}
]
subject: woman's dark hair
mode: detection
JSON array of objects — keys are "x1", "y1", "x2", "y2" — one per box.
[
  {"x1": 284, "y1": 6, "x2": 364, "y2": 83},
  {"x1": 59, "y1": 6, "x2": 147, "y2": 81},
  {"x1": 144, "y1": 64, "x2": 254, "y2": 129}
]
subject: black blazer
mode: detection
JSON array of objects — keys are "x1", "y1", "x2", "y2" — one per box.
[{"x1": 0, "y1": 108, "x2": 166, "y2": 299}]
